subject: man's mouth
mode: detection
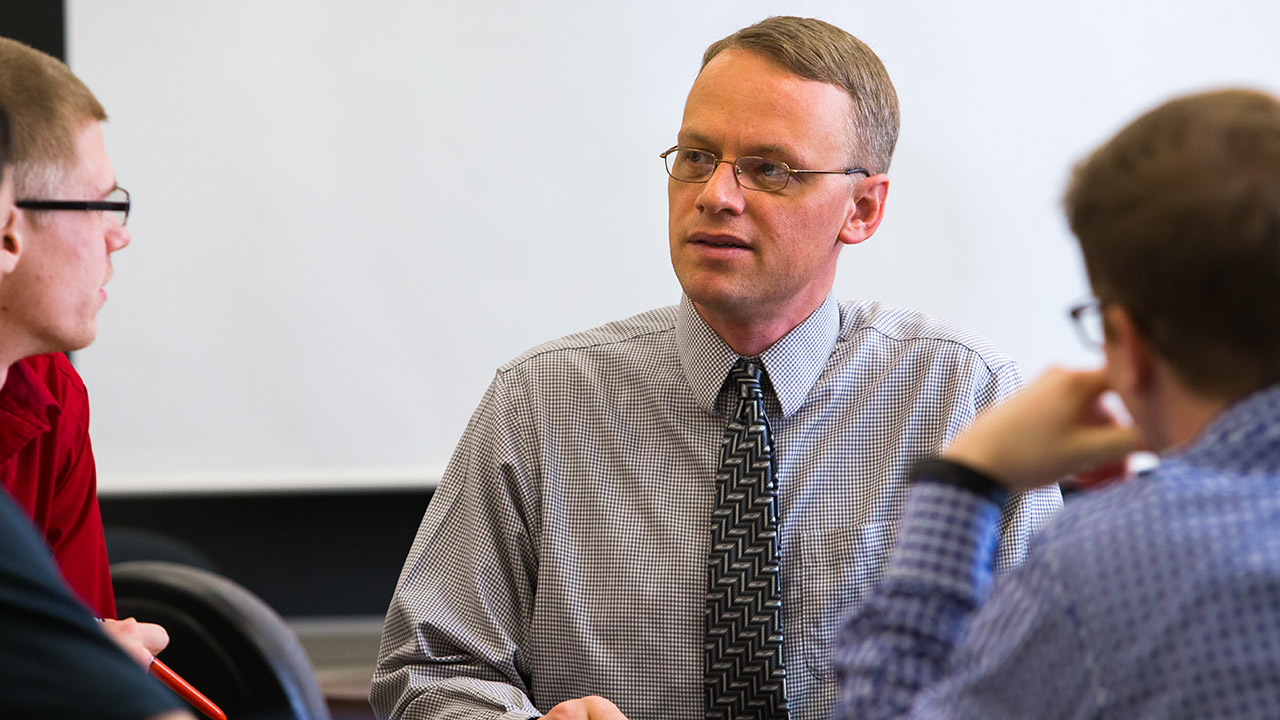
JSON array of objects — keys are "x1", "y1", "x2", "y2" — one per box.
[{"x1": 690, "y1": 233, "x2": 749, "y2": 250}]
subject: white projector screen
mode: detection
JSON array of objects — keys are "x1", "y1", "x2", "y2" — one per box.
[{"x1": 64, "y1": 0, "x2": 1280, "y2": 494}]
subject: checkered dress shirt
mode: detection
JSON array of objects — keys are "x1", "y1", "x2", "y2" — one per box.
[
  {"x1": 372, "y1": 293, "x2": 1063, "y2": 720},
  {"x1": 834, "y1": 383, "x2": 1280, "y2": 720}
]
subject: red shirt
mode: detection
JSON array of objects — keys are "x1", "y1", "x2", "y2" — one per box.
[{"x1": 0, "y1": 353, "x2": 115, "y2": 618}]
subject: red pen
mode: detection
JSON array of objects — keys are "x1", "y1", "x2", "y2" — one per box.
[{"x1": 150, "y1": 658, "x2": 228, "y2": 720}]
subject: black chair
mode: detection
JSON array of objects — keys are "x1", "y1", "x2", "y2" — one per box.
[
  {"x1": 112, "y1": 561, "x2": 332, "y2": 720},
  {"x1": 105, "y1": 526, "x2": 221, "y2": 571}
]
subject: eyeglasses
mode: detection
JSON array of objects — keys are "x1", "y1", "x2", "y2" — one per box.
[
  {"x1": 1068, "y1": 298, "x2": 1105, "y2": 348},
  {"x1": 16, "y1": 186, "x2": 131, "y2": 226},
  {"x1": 660, "y1": 146, "x2": 868, "y2": 193}
]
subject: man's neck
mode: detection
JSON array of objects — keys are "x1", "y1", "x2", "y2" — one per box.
[
  {"x1": 1141, "y1": 369, "x2": 1235, "y2": 452},
  {"x1": 0, "y1": 344, "x2": 24, "y2": 392},
  {"x1": 690, "y1": 291, "x2": 832, "y2": 357},
  {"x1": 692, "y1": 303, "x2": 809, "y2": 357}
]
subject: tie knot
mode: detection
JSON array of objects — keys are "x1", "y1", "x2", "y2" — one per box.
[{"x1": 729, "y1": 359, "x2": 765, "y2": 400}]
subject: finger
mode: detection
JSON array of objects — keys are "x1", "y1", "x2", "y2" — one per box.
[
  {"x1": 1071, "y1": 424, "x2": 1143, "y2": 462},
  {"x1": 136, "y1": 622, "x2": 171, "y2": 655},
  {"x1": 586, "y1": 701, "x2": 630, "y2": 720},
  {"x1": 544, "y1": 699, "x2": 589, "y2": 720},
  {"x1": 1062, "y1": 369, "x2": 1114, "y2": 410},
  {"x1": 1081, "y1": 394, "x2": 1121, "y2": 426},
  {"x1": 1048, "y1": 427, "x2": 1141, "y2": 486}
]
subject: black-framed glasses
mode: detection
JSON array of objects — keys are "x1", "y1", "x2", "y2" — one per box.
[
  {"x1": 660, "y1": 146, "x2": 868, "y2": 193},
  {"x1": 16, "y1": 186, "x2": 131, "y2": 227},
  {"x1": 1069, "y1": 298, "x2": 1105, "y2": 349}
]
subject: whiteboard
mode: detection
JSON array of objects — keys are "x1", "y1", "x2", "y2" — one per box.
[{"x1": 65, "y1": 0, "x2": 1280, "y2": 494}]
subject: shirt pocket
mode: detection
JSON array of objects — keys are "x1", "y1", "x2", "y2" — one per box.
[{"x1": 796, "y1": 521, "x2": 893, "y2": 681}]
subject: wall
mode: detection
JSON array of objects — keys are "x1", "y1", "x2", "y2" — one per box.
[{"x1": 64, "y1": 1, "x2": 1280, "y2": 494}]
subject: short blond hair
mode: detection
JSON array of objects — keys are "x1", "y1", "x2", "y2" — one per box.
[
  {"x1": 702, "y1": 16, "x2": 900, "y2": 174},
  {"x1": 0, "y1": 38, "x2": 106, "y2": 198}
]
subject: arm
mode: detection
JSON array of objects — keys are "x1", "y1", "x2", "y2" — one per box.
[
  {"x1": 9, "y1": 353, "x2": 118, "y2": 617},
  {"x1": 372, "y1": 372, "x2": 547, "y2": 720},
  {"x1": 31, "y1": 354, "x2": 171, "y2": 666},
  {"x1": 972, "y1": 359, "x2": 1064, "y2": 573},
  {"x1": 0, "y1": 488, "x2": 188, "y2": 719},
  {"x1": 832, "y1": 368, "x2": 1138, "y2": 720},
  {"x1": 834, "y1": 477, "x2": 1100, "y2": 720},
  {"x1": 373, "y1": 369, "x2": 642, "y2": 720}
]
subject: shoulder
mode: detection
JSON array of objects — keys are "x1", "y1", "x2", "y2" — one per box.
[
  {"x1": 498, "y1": 305, "x2": 678, "y2": 374},
  {"x1": 1015, "y1": 476, "x2": 1178, "y2": 588},
  {"x1": 18, "y1": 354, "x2": 89, "y2": 409},
  {"x1": 834, "y1": 301, "x2": 1021, "y2": 401},
  {"x1": 838, "y1": 301, "x2": 1015, "y2": 371}
]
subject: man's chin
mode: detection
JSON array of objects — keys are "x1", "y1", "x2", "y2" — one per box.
[{"x1": 41, "y1": 328, "x2": 97, "y2": 356}]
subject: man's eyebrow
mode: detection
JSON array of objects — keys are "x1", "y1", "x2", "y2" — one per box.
[
  {"x1": 674, "y1": 133, "x2": 801, "y2": 163},
  {"x1": 675, "y1": 130, "x2": 716, "y2": 148},
  {"x1": 745, "y1": 144, "x2": 798, "y2": 161}
]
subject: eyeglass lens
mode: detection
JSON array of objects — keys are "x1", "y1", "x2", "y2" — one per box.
[
  {"x1": 1072, "y1": 302, "x2": 1105, "y2": 347},
  {"x1": 106, "y1": 187, "x2": 130, "y2": 226}
]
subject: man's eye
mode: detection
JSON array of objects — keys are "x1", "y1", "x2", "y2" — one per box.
[
  {"x1": 682, "y1": 150, "x2": 713, "y2": 166},
  {"x1": 757, "y1": 161, "x2": 787, "y2": 179}
]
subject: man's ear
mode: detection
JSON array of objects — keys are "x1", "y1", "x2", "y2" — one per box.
[
  {"x1": 0, "y1": 207, "x2": 23, "y2": 275},
  {"x1": 838, "y1": 173, "x2": 889, "y2": 246},
  {"x1": 1102, "y1": 305, "x2": 1157, "y2": 397}
]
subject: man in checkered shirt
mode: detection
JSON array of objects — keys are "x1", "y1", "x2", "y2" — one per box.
[
  {"x1": 836, "y1": 89, "x2": 1280, "y2": 719},
  {"x1": 372, "y1": 16, "x2": 1062, "y2": 720}
]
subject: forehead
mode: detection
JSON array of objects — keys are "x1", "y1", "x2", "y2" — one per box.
[{"x1": 679, "y1": 49, "x2": 853, "y2": 162}]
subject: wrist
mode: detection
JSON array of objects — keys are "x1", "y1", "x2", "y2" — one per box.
[{"x1": 911, "y1": 458, "x2": 1007, "y2": 506}]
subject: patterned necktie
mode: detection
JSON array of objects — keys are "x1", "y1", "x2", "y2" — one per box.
[{"x1": 706, "y1": 358, "x2": 787, "y2": 720}]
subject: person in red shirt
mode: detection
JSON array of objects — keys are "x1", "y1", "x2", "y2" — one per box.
[{"x1": 0, "y1": 37, "x2": 168, "y2": 669}]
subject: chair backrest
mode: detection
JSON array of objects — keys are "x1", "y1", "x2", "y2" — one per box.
[{"x1": 112, "y1": 561, "x2": 332, "y2": 720}]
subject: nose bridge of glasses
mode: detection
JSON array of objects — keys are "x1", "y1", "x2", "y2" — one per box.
[
  {"x1": 720, "y1": 157, "x2": 746, "y2": 183},
  {"x1": 695, "y1": 156, "x2": 741, "y2": 188}
]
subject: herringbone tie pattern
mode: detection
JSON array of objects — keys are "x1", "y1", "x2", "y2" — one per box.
[{"x1": 706, "y1": 359, "x2": 787, "y2": 720}]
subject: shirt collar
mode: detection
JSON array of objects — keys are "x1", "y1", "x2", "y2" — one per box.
[
  {"x1": 676, "y1": 293, "x2": 840, "y2": 418},
  {"x1": 0, "y1": 359, "x2": 61, "y2": 462},
  {"x1": 1172, "y1": 382, "x2": 1280, "y2": 473}
]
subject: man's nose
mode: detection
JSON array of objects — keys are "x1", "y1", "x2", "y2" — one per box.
[
  {"x1": 107, "y1": 222, "x2": 131, "y2": 253},
  {"x1": 695, "y1": 160, "x2": 746, "y2": 215}
]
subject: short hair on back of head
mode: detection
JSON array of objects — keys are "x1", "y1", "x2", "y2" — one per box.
[
  {"x1": 1065, "y1": 88, "x2": 1280, "y2": 399},
  {"x1": 701, "y1": 16, "x2": 900, "y2": 174},
  {"x1": 0, "y1": 103, "x2": 10, "y2": 171},
  {"x1": 0, "y1": 38, "x2": 106, "y2": 199}
]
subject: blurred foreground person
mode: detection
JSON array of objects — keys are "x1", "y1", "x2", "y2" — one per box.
[{"x1": 836, "y1": 88, "x2": 1280, "y2": 720}]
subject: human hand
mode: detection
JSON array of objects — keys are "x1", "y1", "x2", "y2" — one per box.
[
  {"x1": 99, "y1": 616, "x2": 170, "y2": 669},
  {"x1": 944, "y1": 368, "x2": 1142, "y2": 491},
  {"x1": 542, "y1": 695, "x2": 630, "y2": 720}
]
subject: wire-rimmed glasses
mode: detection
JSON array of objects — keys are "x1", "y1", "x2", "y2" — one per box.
[
  {"x1": 660, "y1": 146, "x2": 868, "y2": 193},
  {"x1": 1069, "y1": 298, "x2": 1105, "y2": 349}
]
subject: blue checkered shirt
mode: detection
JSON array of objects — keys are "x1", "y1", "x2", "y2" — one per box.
[
  {"x1": 373, "y1": 293, "x2": 1062, "y2": 720},
  {"x1": 834, "y1": 383, "x2": 1280, "y2": 720}
]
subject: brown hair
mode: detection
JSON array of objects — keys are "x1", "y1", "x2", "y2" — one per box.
[
  {"x1": 0, "y1": 103, "x2": 10, "y2": 171},
  {"x1": 702, "y1": 16, "x2": 900, "y2": 174},
  {"x1": 0, "y1": 38, "x2": 106, "y2": 198},
  {"x1": 1065, "y1": 89, "x2": 1280, "y2": 398}
]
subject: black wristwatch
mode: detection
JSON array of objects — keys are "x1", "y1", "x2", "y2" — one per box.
[{"x1": 910, "y1": 458, "x2": 1008, "y2": 506}]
